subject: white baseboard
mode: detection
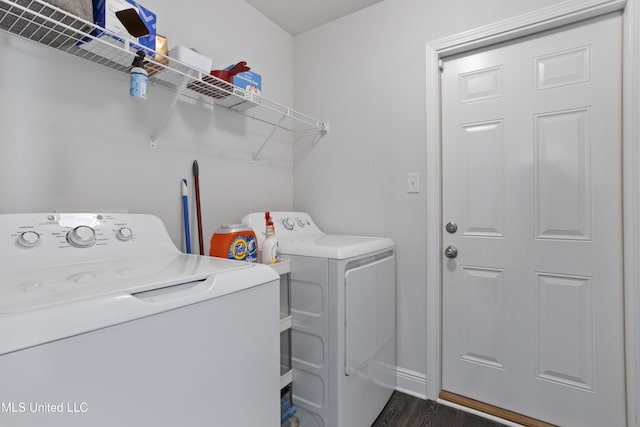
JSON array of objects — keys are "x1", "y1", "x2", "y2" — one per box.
[{"x1": 394, "y1": 367, "x2": 427, "y2": 399}]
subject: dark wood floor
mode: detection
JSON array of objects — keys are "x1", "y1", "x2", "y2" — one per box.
[{"x1": 372, "y1": 391, "x2": 509, "y2": 427}]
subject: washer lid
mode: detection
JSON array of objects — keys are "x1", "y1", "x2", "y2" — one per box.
[
  {"x1": 0, "y1": 254, "x2": 265, "y2": 314},
  {"x1": 279, "y1": 235, "x2": 395, "y2": 259},
  {"x1": 0, "y1": 254, "x2": 278, "y2": 356}
]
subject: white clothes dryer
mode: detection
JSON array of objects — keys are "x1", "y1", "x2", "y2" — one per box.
[{"x1": 243, "y1": 212, "x2": 396, "y2": 427}]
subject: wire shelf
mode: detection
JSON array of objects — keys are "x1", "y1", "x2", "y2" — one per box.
[{"x1": 0, "y1": 0, "x2": 329, "y2": 136}]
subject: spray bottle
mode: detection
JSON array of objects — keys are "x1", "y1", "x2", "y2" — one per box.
[
  {"x1": 130, "y1": 50, "x2": 148, "y2": 101},
  {"x1": 261, "y1": 211, "x2": 279, "y2": 264}
]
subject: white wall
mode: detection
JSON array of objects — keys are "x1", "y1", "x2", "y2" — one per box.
[
  {"x1": 293, "y1": 0, "x2": 566, "y2": 395},
  {"x1": 0, "y1": 0, "x2": 295, "y2": 252}
]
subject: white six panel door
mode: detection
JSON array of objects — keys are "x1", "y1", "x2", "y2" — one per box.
[{"x1": 441, "y1": 13, "x2": 625, "y2": 427}]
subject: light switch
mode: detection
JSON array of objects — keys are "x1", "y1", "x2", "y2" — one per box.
[{"x1": 407, "y1": 173, "x2": 419, "y2": 193}]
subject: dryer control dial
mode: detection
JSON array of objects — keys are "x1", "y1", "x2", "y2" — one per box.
[
  {"x1": 297, "y1": 218, "x2": 306, "y2": 228},
  {"x1": 67, "y1": 226, "x2": 97, "y2": 248},
  {"x1": 17, "y1": 231, "x2": 40, "y2": 248},
  {"x1": 116, "y1": 227, "x2": 133, "y2": 241},
  {"x1": 282, "y1": 218, "x2": 295, "y2": 230}
]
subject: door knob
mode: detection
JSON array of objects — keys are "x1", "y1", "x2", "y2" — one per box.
[{"x1": 444, "y1": 246, "x2": 458, "y2": 259}]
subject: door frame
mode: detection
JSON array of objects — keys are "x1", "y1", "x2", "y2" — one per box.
[{"x1": 425, "y1": 0, "x2": 640, "y2": 425}]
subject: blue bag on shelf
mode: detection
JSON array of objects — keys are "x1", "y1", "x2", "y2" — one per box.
[{"x1": 77, "y1": 0, "x2": 156, "y2": 65}]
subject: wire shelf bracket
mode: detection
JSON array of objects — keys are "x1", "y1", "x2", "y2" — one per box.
[
  {"x1": 252, "y1": 113, "x2": 287, "y2": 162},
  {"x1": 149, "y1": 75, "x2": 191, "y2": 146}
]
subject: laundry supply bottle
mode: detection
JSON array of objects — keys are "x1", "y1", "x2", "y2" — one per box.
[
  {"x1": 130, "y1": 50, "x2": 148, "y2": 101},
  {"x1": 261, "y1": 211, "x2": 279, "y2": 264}
]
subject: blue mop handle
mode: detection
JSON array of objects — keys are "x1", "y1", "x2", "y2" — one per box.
[{"x1": 181, "y1": 179, "x2": 191, "y2": 254}]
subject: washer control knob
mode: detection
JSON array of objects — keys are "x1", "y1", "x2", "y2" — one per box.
[
  {"x1": 297, "y1": 218, "x2": 306, "y2": 228},
  {"x1": 116, "y1": 227, "x2": 133, "y2": 241},
  {"x1": 67, "y1": 226, "x2": 96, "y2": 248},
  {"x1": 283, "y1": 218, "x2": 295, "y2": 230},
  {"x1": 17, "y1": 231, "x2": 40, "y2": 248}
]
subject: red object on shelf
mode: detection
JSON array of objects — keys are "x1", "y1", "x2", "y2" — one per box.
[{"x1": 210, "y1": 61, "x2": 250, "y2": 83}]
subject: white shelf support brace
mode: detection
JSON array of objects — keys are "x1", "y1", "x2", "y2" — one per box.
[
  {"x1": 252, "y1": 112, "x2": 288, "y2": 161},
  {"x1": 149, "y1": 75, "x2": 192, "y2": 147}
]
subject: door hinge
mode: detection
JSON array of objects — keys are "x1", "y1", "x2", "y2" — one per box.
[{"x1": 438, "y1": 59, "x2": 444, "y2": 72}]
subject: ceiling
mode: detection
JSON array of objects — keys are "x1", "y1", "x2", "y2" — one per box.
[{"x1": 245, "y1": 0, "x2": 384, "y2": 35}]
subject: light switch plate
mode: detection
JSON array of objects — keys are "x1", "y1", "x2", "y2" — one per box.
[{"x1": 408, "y1": 172, "x2": 419, "y2": 193}]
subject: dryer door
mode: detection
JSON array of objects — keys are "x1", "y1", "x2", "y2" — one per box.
[{"x1": 344, "y1": 252, "x2": 395, "y2": 376}]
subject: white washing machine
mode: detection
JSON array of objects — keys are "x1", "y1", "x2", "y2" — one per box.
[
  {"x1": 0, "y1": 213, "x2": 281, "y2": 427},
  {"x1": 243, "y1": 212, "x2": 396, "y2": 427}
]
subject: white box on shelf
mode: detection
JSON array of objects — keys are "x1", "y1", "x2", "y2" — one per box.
[
  {"x1": 152, "y1": 45, "x2": 212, "y2": 89},
  {"x1": 169, "y1": 45, "x2": 212, "y2": 74}
]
